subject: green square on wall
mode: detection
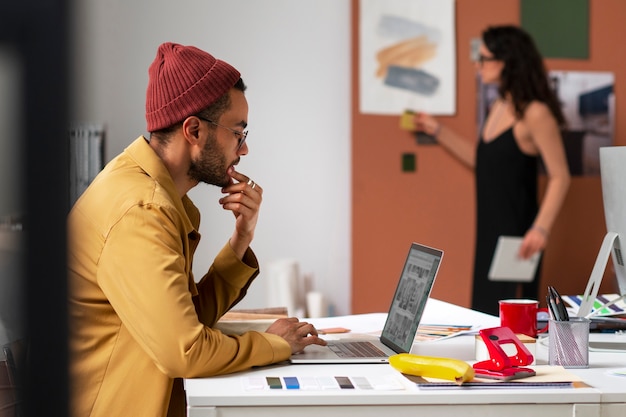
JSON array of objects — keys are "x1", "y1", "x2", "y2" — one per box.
[
  {"x1": 521, "y1": 0, "x2": 589, "y2": 59},
  {"x1": 402, "y1": 153, "x2": 416, "y2": 172}
]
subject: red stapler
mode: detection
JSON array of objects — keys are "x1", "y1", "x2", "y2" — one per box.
[{"x1": 473, "y1": 326, "x2": 536, "y2": 380}]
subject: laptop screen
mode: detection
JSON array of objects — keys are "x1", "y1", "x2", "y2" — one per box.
[{"x1": 379, "y1": 243, "x2": 443, "y2": 353}]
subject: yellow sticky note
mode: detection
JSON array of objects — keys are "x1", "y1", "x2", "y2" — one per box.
[{"x1": 400, "y1": 110, "x2": 416, "y2": 131}]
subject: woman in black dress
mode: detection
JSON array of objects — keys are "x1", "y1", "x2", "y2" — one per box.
[{"x1": 413, "y1": 25, "x2": 571, "y2": 315}]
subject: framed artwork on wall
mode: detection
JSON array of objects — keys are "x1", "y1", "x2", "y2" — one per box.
[{"x1": 359, "y1": 0, "x2": 456, "y2": 115}]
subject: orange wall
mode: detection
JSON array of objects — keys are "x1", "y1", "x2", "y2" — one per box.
[{"x1": 351, "y1": 0, "x2": 626, "y2": 313}]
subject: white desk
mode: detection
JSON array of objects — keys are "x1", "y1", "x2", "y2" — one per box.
[{"x1": 185, "y1": 299, "x2": 626, "y2": 417}]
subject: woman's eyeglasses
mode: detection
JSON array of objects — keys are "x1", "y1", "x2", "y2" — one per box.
[{"x1": 477, "y1": 54, "x2": 499, "y2": 64}]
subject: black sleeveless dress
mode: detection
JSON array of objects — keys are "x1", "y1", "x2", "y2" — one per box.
[{"x1": 472, "y1": 126, "x2": 540, "y2": 315}]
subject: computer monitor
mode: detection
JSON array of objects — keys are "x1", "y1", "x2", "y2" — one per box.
[{"x1": 578, "y1": 146, "x2": 626, "y2": 317}]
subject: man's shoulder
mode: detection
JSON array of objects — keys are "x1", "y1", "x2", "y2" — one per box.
[{"x1": 74, "y1": 155, "x2": 179, "y2": 221}]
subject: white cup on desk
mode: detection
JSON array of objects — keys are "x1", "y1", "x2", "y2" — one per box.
[{"x1": 306, "y1": 291, "x2": 326, "y2": 318}]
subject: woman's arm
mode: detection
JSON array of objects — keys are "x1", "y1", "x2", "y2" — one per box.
[
  {"x1": 519, "y1": 101, "x2": 571, "y2": 258},
  {"x1": 413, "y1": 112, "x2": 477, "y2": 169}
]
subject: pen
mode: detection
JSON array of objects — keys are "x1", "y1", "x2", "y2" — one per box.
[
  {"x1": 546, "y1": 294, "x2": 557, "y2": 320},
  {"x1": 552, "y1": 286, "x2": 570, "y2": 321},
  {"x1": 547, "y1": 286, "x2": 561, "y2": 321},
  {"x1": 548, "y1": 286, "x2": 569, "y2": 321}
]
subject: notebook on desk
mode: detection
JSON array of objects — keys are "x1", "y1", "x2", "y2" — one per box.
[{"x1": 290, "y1": 242, "x2": 443, "y2": 364}]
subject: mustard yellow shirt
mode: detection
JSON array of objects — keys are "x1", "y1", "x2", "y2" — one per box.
[{"x1": 68, "y1": 137, "x2": 290, "y2": 417}]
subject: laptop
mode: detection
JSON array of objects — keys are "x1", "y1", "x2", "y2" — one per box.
[{"x1": 290, "y1": 242, "x2": 443, "y2": 364}]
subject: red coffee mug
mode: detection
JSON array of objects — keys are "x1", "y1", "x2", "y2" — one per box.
[{"x1": 499, "y1": 299, "x2": 549, "y2": 338}]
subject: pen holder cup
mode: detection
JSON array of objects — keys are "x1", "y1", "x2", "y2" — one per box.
[{"x1": 548, "y1": 317, "x2": 590, "y2": 368}]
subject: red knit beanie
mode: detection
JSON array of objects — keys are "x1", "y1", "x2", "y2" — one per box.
[{"x1": 145, "y1": 42, "x2": 241, "y2": 132}]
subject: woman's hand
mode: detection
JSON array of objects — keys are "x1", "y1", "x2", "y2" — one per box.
[
  {"x1": 413, "y1": 112, "x2": 440, "y2": 136},
  {"x1": 519, "y1": 227, "x2": 548, "y2": 259}
]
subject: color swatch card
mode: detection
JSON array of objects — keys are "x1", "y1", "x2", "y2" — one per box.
[
  {"x1": 242, "y1": 375, "x2": 405, "y2": 391},
  {"x1": 562, "y1": 293, "x2": 626, "y2": 317}
]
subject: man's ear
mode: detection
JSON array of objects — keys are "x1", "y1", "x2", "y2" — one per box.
[{"x1": 182, "y1": 116, "x2": 202, "y2": 144}]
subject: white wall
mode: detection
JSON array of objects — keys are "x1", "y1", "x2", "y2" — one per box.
[{"x1": 71, "y1": 0, "x2": 352, "y2": 315}]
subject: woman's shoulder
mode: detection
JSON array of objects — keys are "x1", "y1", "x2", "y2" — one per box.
[
  {"x1": 521, "y1": 100, "x2": 558, "y2": 127},
  {"x1": 523, "y1": 100, "x2": 552, "y2": 117},
  {"x1": 513, "y1": 99, "x2": 561, "y2": 152}
]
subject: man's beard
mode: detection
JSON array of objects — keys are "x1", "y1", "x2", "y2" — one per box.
[{"x1": 188, "y1": 133, "x2": 233, "y2": 187}]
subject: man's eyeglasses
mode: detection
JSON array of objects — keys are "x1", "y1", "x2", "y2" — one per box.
[
  {"x1": 196, "y1": 116, "x2": 248, "y2": 150},
  {"x1": 477, "y1": 54, "x2": 499, "y2": 64}
]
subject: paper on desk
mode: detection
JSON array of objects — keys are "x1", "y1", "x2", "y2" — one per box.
[
  {"x1": 415, "y1": 366, "x2": 586, "y2": 389},
  {"x1": 473, "y1": 366, "x2": 584, "y2": 384},
  {"x1": 414, "y1": 324, "x2": 476, "y2": 342}
]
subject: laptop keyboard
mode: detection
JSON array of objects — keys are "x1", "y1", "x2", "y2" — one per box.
[{"x1": 328, "y1": 341, "x2": 387, "y2": 358}]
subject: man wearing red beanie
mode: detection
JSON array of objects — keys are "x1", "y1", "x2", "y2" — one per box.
[{"x1": 67, "y1": 42, "x2": 326, "y2": 417}]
